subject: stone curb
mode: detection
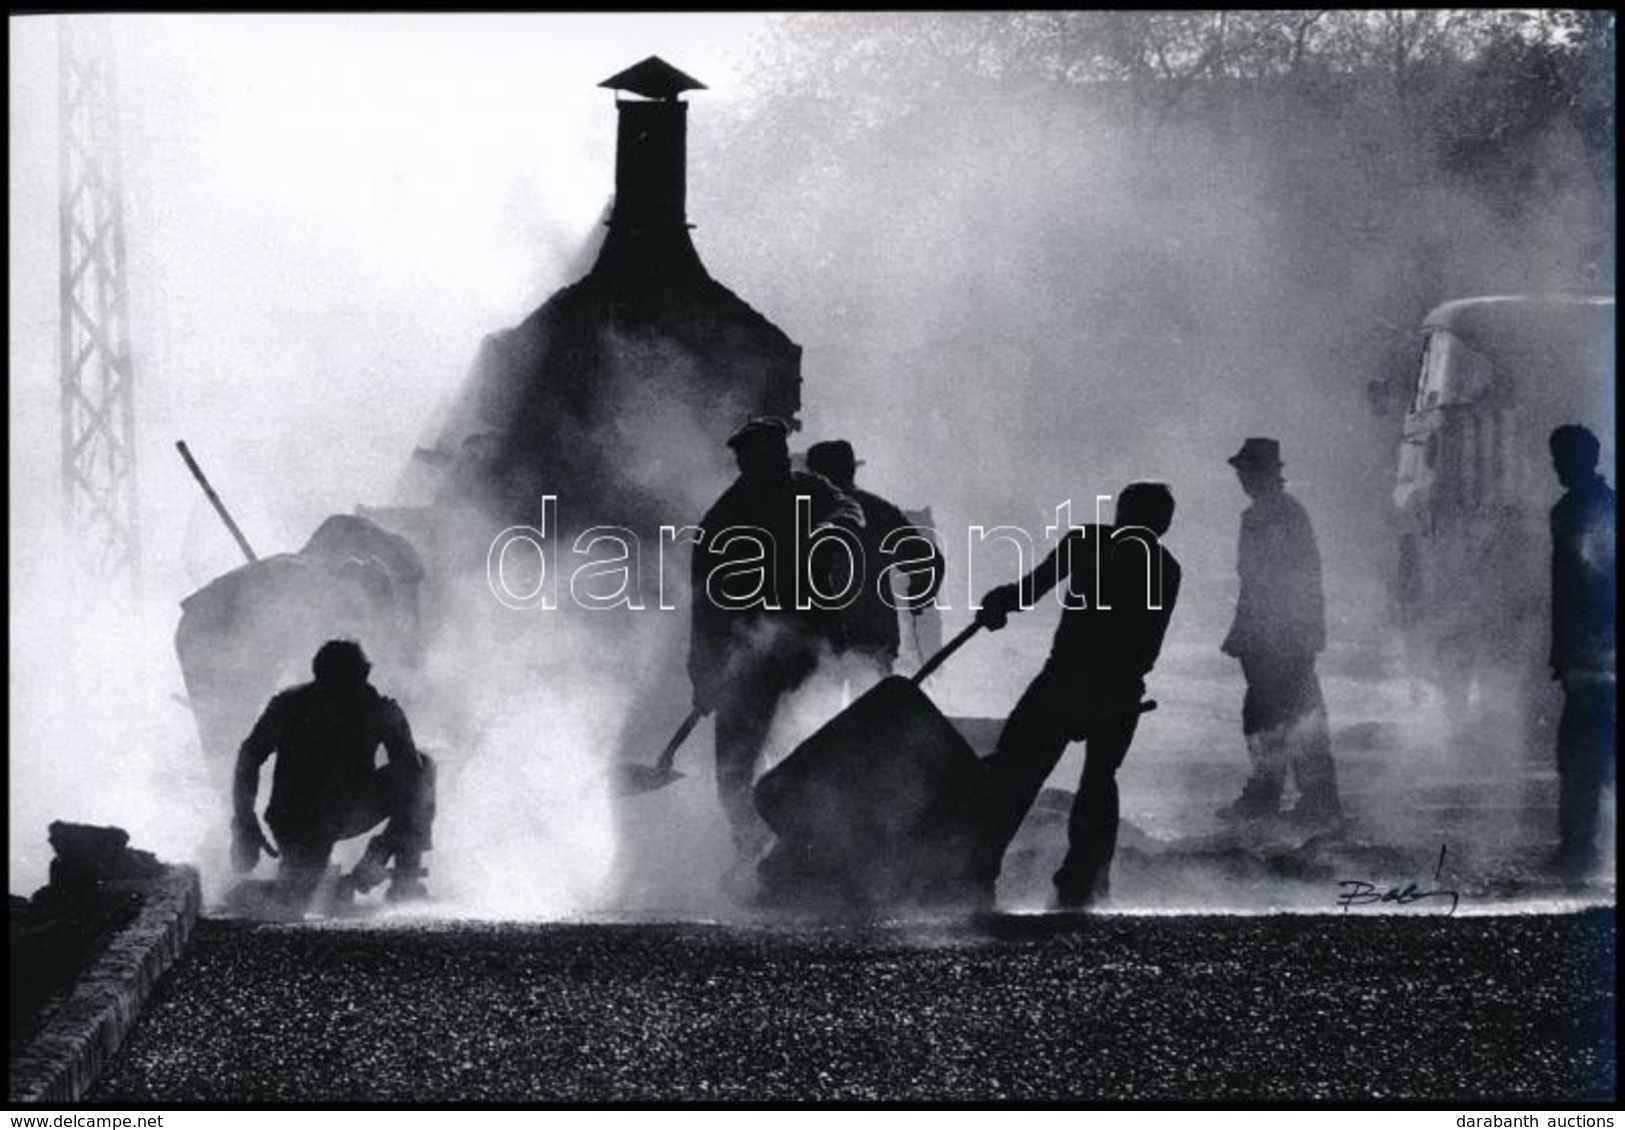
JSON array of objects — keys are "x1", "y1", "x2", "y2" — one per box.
[{"x1": 7, "y1": 867, "x2": 202, "y2": 1105}]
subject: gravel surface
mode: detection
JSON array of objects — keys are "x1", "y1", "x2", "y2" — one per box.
[{"x1": 89, "y1": 908, "x2": 1614, "y2": 1104}]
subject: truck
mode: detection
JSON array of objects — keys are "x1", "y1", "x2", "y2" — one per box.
[{"x1": 1385, "y1": 293, "x2": 1614, "y2": 748}]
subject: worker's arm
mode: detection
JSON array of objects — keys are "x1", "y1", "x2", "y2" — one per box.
[
  {"x1": 877, "y1": 500, "x2": 945, "y2": 612},
  {"x1": 1298, "y1": 512, "x2": 1328, "y2": 656},
  {"x1": 379, "y1": 697, "x2": 425, "y2": 773},
  {"x1": 977, "y1": 533, "x2": 1074, "y2": 629},
  {"x1": 808, "y1": 474, "x2": 866, "y2": 534},
  {"x1": 230, "y1": 695, "x2": 286, "y2": 871}
]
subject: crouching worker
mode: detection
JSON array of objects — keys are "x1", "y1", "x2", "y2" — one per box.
[
  {"x1": 230, "y1": 639, "x2": 435, "y2": 914},
  {"x1": 970, "y1": 482, "x2": 1181, "y2": 909}
]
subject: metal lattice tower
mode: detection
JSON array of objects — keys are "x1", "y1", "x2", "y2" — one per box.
[{"x1": 58, "y1": 17, "x2": 141, "y2": 591}]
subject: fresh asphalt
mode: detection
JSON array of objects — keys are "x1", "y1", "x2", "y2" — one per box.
[{"x1": 88, "y1": 907, "x2": 1615, "y2": 1104}]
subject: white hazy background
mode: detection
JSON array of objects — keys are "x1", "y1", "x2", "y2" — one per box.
[
  {"x1": 8, "y1": 13, "x2": 777, "y2": 899},
  {"x1": 9, "y1": 13, "x2": 1611, "y2": 910}
]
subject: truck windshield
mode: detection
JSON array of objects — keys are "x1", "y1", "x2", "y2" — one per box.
[
  {"x1": 1414, "y1": 331, "x2": 1452, "y2": 411},
  {"x1": 1415, "y1": 329, "x2": 1495, "y2": 411}
]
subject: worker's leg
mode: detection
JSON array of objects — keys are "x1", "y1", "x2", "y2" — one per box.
[
  {"x1": 379, "y1": 752, "x2": 437, "y2": 869},
  {"x1": 717, "y1": 622, "x2": 823, "y2": 863},
  {"x1": 1555, "y1": 675, "x2": 1616, "y2": 875},
  {"x1": 714, "y1": 665, "x2": 782, "y2": 860},
  {"x1": 273, "y1": 839, "x2": 334, "y2": 912},
  {"x1": 1285, "y1": 663, "x2": 1343, "y2": 822},
  {"x1": 340, "y1": 754, "x2": 438, "y2": 891},
  {"x1": 973, "y1": 667, "x2": 1073, "y2": 887},
  {"x1": 1220, "y1": 654, "x2": 1292, "y2": 818},
  {"x1": 1053, "y1": 709, "x2": 1141, "y2": 906}
]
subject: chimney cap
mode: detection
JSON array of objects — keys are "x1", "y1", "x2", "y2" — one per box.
[{"x1": 598, "y1": 55, "x2": 707, "y2": 100}]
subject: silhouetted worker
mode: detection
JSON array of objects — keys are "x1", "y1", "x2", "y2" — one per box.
[
  {"x1": 690, "y1": 418, "x2": 865, "y2": 871},
  {"x1": 971, "y1": 482, "x2": 1181, "y2": 908},
  {"x1": 232, "y1": 639, "x2": 436, "y2": 911},
  {"x1": 1215, "y1": 438, "x2": 1344, "y2": 826},
  {"x1": 805, "y1": 439, "x2": 945, "y2": 689},
  {"x1": 1546, "y1": 424, "x2": 1616, "y2": 879}
]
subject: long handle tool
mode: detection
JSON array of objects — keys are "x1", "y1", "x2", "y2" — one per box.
[{"x1": 612, "y1": 706, "x2": 708, "y2": 797}]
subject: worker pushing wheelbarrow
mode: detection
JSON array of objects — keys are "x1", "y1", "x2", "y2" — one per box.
[
  {"x1": 755, "y1": 481, "x2": 1183, "y2": 912},
  {"x1": 615, "y1": 480, "x2": 1181, "y2": 913}
]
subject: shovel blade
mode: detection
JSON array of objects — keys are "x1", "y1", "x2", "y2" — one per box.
[{"x1": 612, "y1": 763, "x2": 687, "y2": 797}]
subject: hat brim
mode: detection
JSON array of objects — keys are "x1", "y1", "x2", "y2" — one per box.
[{"x1": 1228, "y1": 455, "x2": 1283, "y2": 469}]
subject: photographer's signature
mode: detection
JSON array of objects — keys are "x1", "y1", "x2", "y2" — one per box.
[{"x1": 1336, "y1": 844, "x2": 1460, "y2": 916}]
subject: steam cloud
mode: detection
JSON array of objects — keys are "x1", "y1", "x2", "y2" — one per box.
[{"x1": 8, "y1": 13, "x2": 1613, "y2": 912}]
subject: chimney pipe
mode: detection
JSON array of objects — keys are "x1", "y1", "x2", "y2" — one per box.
[
  {"x1": 597, "y1": 57, "x2": 708, "y2": 234},
  {"x1": 591, "y1": 57, "x2": 710, "y2": 285},
  {"x1": 612, "y1": 98, "x2": 688, "y2": 230}
]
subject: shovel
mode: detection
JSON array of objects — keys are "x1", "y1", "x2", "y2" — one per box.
[
  {"x1": 613, "y1": 622, "x2": 987, "y2": 799},
  {"x1": 612, "y1": 705, "x2": 708, "y2": 797}
]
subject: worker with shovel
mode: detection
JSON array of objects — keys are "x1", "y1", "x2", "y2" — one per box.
[
  {"x1": 970, "y1": 482, "x2": 1181, "y2": 909},
  {"x1": 689, "y1": 418, "x2": 865, "y2": 879},
  {"x1": 230, "y1": 639, "x2": 436, "y2": 915}
]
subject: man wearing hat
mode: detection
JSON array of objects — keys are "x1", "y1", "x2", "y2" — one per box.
[
  {"x1": 690, "y1": 418, "x2": 866, "y2": 872},
  {"x1": 805, "y1": 439, "x2": 945, "y2": 689},
  {"x1": 1217, "y1": 438, "x2": 1345, "y2": 826}
]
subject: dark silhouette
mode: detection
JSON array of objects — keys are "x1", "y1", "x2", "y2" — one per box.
[
  {"x1": 175, "y1": 513, "x2": 425, "y2": 765},
  {"x1": 690, "y1": 418, "x2": 864, "y2": 871},
  {"x1": 805, "y1": 439, "x2": 945, "y2": 688},
  {"x1": 232, "y1": 640, "x2": 436, "y2": 912},
  {"x1": 428, "y1": 57, "x2": 803, "y2": 543},
  {"x1": 753, "y1": 622, "x2": 987, "y2": 911},
  {"x1": 1215, "y1": 438, "x2": 1345, "y2": 826},
  {"x1": 39, "y1": 822, "x2": 165, "y2": 894},
  {"x1": 971, "y1": 482, "x2": 1181, "y2": 908},
  {"x1": 1546, "y1": 424, "x2": 1616, "y2": 879}
]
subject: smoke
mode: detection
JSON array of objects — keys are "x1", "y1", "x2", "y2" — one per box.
[
  {"x1": 7, "y1": 12, "x2": 775, "y2": 906},
  {"x1": 7, "y1": 526, "x2": 216, "y2": 896},
  {"x1": 9, "y1": 14, "x2": 1613, "y2": 913},
  {"x1": 692, "y1": 13, "x2": 1615, "y2": 905}
]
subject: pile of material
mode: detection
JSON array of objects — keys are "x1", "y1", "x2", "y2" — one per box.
[
  {"x1": 754, "y1": 641, "x2": 988, "y2": 910},
  {"x1": 9, "y1": 823, "x2": 167, "y2": 1044}
]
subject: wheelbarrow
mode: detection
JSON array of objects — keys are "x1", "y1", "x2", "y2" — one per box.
[
  {"x1": 750, "y1": 623, "x2": 994, "y2": 904},
  {"x1": 610, "y1": 622, "x2": 983, "y2": 800},
  {"x1": 753, "y1": 621, "x2": 1157, "y2": 906}
]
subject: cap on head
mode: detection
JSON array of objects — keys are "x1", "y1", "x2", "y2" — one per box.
[
  {"x1": 1227, "y1": 437, "x2": 1283, "y2": 472},
  {"x1": 312, "y1": 638, "x2": 371, "y2": 687},
  {"x1": 1116, "y1": 481, "x2": 1176, "y2": 536},
  {"x1": 726, "y1": 416, "x2": 792, "y2": 453},
  {"x1": 1549, "y1": 424, "x2": 1601, "y2": 468},
  {"x1": 805, "y1": 439, "x2": 863, "y2": 481}
]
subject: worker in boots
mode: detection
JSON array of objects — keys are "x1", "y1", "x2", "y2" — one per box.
[
  {"x1": 1546, "y1": 424, "x2": 1616, "y2": 880},
  {"x1": 971, "y1": 482, "x2": 1182, "y2": 909},
  {"x1": 1215, "y1": 438, "x2": 1345, "y2": 827},
  {"x1": 230, "y1": 639, "x2": 435, "y2": 914},
  {"x1": 690, "y1": 418, "x2": 865, "y2": 885},
  {"x1": 805, "y1": 439, "x2": 944, "y2": 692}
]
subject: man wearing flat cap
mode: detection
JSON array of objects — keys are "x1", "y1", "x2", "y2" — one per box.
[
  {"x1": 805, "y1": 439, "x2": 945, "y2": 690},
  {"x1": 1217, "y1": 437, "x2": 1345, "y2": 826},
  {"x1": 690, "y1": 417, "x2": 865, "y2": 873}
]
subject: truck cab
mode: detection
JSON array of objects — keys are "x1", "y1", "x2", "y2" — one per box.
[{"x1": 1390, "y1": 294, "x2": 1614, "y2": 742}]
